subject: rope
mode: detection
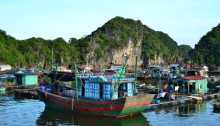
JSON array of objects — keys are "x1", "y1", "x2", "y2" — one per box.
[
  {"x1": 51, "y1": 72, "x2": 69, "y2": 85},
  {"x1": 40, "y1": 71, "x2": 69, "y2": 84},
  {"x1": 38, "y1": 71, "x2": 52, "y2": 85}
]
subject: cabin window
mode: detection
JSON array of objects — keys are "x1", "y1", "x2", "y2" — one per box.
[
  {"x1": 8, "y1": 77, "x2": 14, "y2": 82},
  {"x1": 199, "y1": 84, "x2": 202, "y2": 90},
  {"x1": 123, "y1": 84, "x2": 126, "y2": 90},
  {"x1": 100, "y1": 84, "x2": 103, "y2": 99},
  {"x1": 1, "y1": 78, "x2": 6, "y2": 82}
]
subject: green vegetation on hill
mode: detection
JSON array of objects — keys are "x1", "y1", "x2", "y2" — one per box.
[
  {"x1": 0, "y1": 30, "x2": 77, "y2": 68},
  {"x1": 190, "y1": 23, "x2": 220, "y2": 66},
  {"x1": 178, "y1": 45, "x2": 192, "y2": 60},
  {"x1": 0, "y1": 16, "x2": 189, "y2": 68},
  {"x1": 84, "y1": 16, "x2": 179, "y2": 63}
]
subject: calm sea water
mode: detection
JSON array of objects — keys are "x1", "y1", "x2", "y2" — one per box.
[{"x1": 0, "y1": 92, "x2": 220, "y2": 126}]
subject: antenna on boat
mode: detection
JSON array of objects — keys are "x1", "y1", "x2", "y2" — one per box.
[{"x1": 74, "y1": 62, "x2": 78, "y2": 99}]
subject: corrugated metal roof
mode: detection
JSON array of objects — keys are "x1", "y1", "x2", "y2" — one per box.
[{"x1": 180, "y1": 76, "x2": 206, "y2": 80}]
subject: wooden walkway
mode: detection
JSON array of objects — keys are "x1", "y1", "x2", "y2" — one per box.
[
  {"x1": 14, "y1": 88, "x2": 39, "y2": 99},
  {"x1": 146, "y1": 93, "x2": 220, "y2": 111}
]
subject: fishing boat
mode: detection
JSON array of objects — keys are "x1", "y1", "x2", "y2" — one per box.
[{"x1": 36, "y1": 57, "x2": 155, "y2": 118}]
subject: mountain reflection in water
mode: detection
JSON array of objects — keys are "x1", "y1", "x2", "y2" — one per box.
[{"x1": 36, "y1": 108, "x2": 150, "y2": 126}]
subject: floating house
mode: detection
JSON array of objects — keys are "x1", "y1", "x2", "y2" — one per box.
[
  {"x1": 0, "y1": 74, "x2": 16, "y2": 86},
  {"x1": 14, "y1": 70, "x2": 38, "y2": 86},
  {"x1": 171, "y1": 76, "x2": 207, "y2": 94},
  {"x1": 148, "y1": 66, "x2": 170, "y2": 78}
]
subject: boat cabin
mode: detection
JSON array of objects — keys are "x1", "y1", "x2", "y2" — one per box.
[
  {"x1": 171, "y1": 76, "x2": 207, "y2": 94},
  {"x1": 77, "y1": 75, "x2": 135, "y2": 100}
]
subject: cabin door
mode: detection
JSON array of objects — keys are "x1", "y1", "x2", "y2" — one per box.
[
  {"x1": 100, "y1": 84, "x2": 103, "y2": 99},
  {"x1": 16, "y1": 75, "x2": 22, "y2": 85},
  {"x1": 81, "y1": 80, "x2": 85, "y2": 96}
]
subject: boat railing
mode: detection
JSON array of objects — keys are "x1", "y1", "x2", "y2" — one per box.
[{"x1": 78, "y1": 72, "x2": 135, "y2": 83}]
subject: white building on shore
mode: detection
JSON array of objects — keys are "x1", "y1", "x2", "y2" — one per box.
[{"x1": 0, "y1": 65, "x2": 12, "y2": 71}]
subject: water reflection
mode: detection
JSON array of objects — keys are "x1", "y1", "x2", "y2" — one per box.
[
  {"x1": 144, "y1": 101, "x2": 220, "y2": 126},
  {"x1": 0, "y1": 92, "x2": 14, "y2": 106},
  {"x1": 174, "y1": 103, "x2": 207, "y2": 117},
  {"x1": 36, "y1": 108, "x2": 150, "y2": 126}
]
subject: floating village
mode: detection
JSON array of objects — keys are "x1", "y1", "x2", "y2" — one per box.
[{"x1": 1, "y1": 57, "x2": 220, "y2": 118}]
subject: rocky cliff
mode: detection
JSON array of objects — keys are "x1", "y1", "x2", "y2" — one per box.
[{"x1": 80, "y1": 16, "x2": 178, "y2": 67}]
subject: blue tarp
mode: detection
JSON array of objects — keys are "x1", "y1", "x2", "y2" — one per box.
[{"x1": 170, "y1": 64, "x2": 179, "y2": 67}]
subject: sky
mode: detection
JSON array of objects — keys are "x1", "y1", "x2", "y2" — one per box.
[{"x1": 0, "y1": 0, "x2": 220, "y2": 48}]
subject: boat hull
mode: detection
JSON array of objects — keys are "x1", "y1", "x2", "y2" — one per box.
[{"x1": 36, "y1": 89, "x2": 154, "y2": 118}]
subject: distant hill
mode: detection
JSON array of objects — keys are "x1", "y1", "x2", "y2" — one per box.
[
  {"x1": 71, "y1": 16, "x2": 179, "y2": 67},
  {"x1": 0, "y1": 16, "x2": 190, "y2": 68},
  {"x1": 190, "y1": 23, "x2": 220, "y2": 66},
  {"x1": 0, "y1": 29, "x2": 75, "y2": 68}
]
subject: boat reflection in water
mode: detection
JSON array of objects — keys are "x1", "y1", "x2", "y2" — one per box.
[{"x1": 36, "y1": 108, "x2": 150, "y2": 126}]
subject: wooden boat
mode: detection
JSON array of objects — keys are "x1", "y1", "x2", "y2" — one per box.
[{"x1": 36, "y1": 57, "x2": 155, "y2": 118}]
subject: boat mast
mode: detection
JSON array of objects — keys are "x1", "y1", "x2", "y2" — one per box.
[
  {"x1": 74, "y1": 63, "x2": 78, "y2": 99},
  {"x1": 115, "y1": 56, "x2": 129, "y2": 91}
]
